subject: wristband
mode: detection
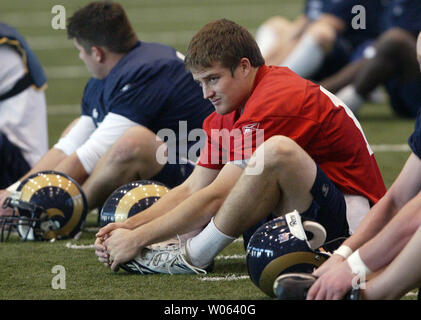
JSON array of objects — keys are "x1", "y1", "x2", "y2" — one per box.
[
  {"x1": 347, "y1": 249, "x2": 372, "y2": 276},
  {"x1": 333, "y1": 245, "x2": 353, "y2": 259},
  {"x1": 6, "y1": 181, "x2": 21, "y2": 192}
]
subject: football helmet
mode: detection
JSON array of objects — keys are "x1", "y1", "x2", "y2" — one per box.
[
  {"x1": 0, "y1": 170, "x2": 87, "y2": 241},
  {"x1": 99, "y1": 180, "x2": 169, "y2": 227},
  {"x1": 246, "y1": 210, "x2": 330, "y2": 297}
]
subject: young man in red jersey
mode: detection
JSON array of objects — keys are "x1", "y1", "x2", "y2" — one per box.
[{"x1": 95, "y1": 19, "x2": 386, "y2": 275}]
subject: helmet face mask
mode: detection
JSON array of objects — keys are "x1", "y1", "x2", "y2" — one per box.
[{"x1": 0, "y1": 171, "x2": 88, "y2": 242}]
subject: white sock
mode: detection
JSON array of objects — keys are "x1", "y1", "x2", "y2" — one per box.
[
  {"x1": 255, "y1": 24, "x2": 279, "y2": 58},
  {"x1": 336, "y1": 85, "x2": 365, "y2": 114},
  {"x1": 185, "y1": 217, "x2": 236, "y2": 268},
  {"x1": 281, "y1": 33, "x2": 324, "y2": 78}
]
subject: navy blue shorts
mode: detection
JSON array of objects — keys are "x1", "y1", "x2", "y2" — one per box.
[
  {"x1": 384, "y1": 77, "x2": 421, "y2": 118},
  {"x1": 0, "y1": 132, "x2": 30, "y2": 189},
  {"x1": 150, "y1": 162, "x2": 195, "y2": 189},
  {"x1": 243, "y1": 165, "x2": 349, "y2": 251}
]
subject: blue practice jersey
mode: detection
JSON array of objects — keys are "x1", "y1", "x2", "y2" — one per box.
[
  {"x1": 323, "y1": 0, "x2": 385, "y2": 48},
  {"x1": 304, "y1": 0, "x2": 329, "y2": 21},
  {"x1": 81, "y1": 41, "x2": 213, "y2": 164},
  {"x1": 383, "y1": 0, "x2": 421, "y2": 33},
  {"x1": 409, "y1": 111, "x2": 421, "y2": 159}
]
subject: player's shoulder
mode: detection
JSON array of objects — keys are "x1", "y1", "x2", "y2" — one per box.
[
  {"x1": 253, "y1": 66, "x2": 308, "y2": 102},
  {"x1": 120, "y1": 41, "x2": 181, "y2": 72},
  {"x1": 108, "y1": 41, "x2": 184, "y2": 86},
  {"x1": 83, "y1": 77, "x2": 103, "y2": 98}
]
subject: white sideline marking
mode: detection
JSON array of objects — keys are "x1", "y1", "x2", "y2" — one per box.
[
  {"x1": 405, "y1": 291, "x2": 418, "y2": 297},
  {"x1": 216, "y1": 254, "x2": 245, "y2": 260},
  {"x1": 371, "y1": 144, "x2": 410, "y2": 152},
  {"x1": 198, "y1": 274, "x2": 250, "y2": 282},
  {"x1": 65, "y1": 242, "x2": 95, "y2": 249}
]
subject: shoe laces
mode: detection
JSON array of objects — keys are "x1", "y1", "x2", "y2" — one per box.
[{"x1": 146, "y1": 236, "x2": 208, "y2": 275}]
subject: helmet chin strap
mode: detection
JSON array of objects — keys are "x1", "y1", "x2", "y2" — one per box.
[{"x1": 284, "y1": 210, "x2": 327, "y2": 250}]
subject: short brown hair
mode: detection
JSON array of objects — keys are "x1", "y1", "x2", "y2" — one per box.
[
  {"x1": 67, "y1": 1, "x2": 138, "y2": 53},
  {"x1": 185, "y1": 19, "x2": 264, "y2": 74}
]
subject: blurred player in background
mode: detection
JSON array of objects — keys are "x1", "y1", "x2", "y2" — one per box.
[
  {"x1": 336, "y1": 0, "x2": 421, "y2": 118},
  {"x1": 256, "y1": 0, "x2": 384, "y2": 85},
  {"x1": 0, "y1": 23, "x2": 48, "y2": 190},
  {"x1": 303, "y1": 30, "x2": 421, "y2": 300},
  {"x1": 255, "y1": 0, "x2": 326, "y2": 67},
  {"x1": 0, "y1": 1, "x2": 213, "y2": 217}
]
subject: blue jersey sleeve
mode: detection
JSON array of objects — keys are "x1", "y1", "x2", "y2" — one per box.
[{"x1": 81, "y1": 78, "x2": 104, "y2": 123}]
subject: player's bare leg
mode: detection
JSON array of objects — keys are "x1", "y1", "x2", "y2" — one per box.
[
  {"x1": 255, "y1": 16, "x2": 297, "y2": 66},
  {"x1": 214, "y1": 135, "x2": 316, "y2": 237},
  {"x1": 337, "y1": 28, "x2": 420, "y2": 114},
  {"x1": 185, "y1": 135, "x2": 318, "y2": 268}
]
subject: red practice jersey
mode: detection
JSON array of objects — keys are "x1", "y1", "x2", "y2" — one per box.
[{"x1": 198, "y1": 65, "x2": 386, "y2": 204}]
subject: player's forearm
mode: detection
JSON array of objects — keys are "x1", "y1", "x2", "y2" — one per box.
[
  {"x1": 359, "y1": 193, "x2": 421, "y2": 272},
  {"x1": 19, "y1": 148, "x2": 68, "y2": 182},
  {"x1": 122, "y1": 183, "x2": 195, "y2": 229},
  {"x1": 364, "y1": 225, "x2": 421, "y2": 300},
  {"x1": 343, "y1": 193, "x2": 398, "y2": 251},
  {"x1": 132, "y1": 185, "x2": 228, "y2": 248},
  {"x1": 53, "y1": 153, "x2": 89, "y2": 185}
]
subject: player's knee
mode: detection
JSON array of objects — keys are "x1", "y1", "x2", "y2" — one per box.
[
  {"x1": 263, "y1": 135, "x2": 300, "y2": 169},
  {"x1": 376, "y1": 28, "x2": 415, "y2": 58},
  {"x1": 111, "y1": 126, "x2": 164, "y2": 164},
  {"x1": 106, "y1": 137, "x2": 141, "y2": 167},
  {"x1": 308, "y1": 22, "x2": 336, "y2": 51},
  {"x1": 265, "y1": 16, "x2": 292, "y2": 31}
]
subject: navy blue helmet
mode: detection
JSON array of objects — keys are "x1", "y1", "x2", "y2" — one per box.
[
  {"x1": 246, "y1": 212, "x2": 330, "y2": 297},
  {"x1": 99, "y1": 180, "x2": 169, "y2": 227},
  {"x1": 0, "y1": 170, "x2": 87, "y2": 241}
]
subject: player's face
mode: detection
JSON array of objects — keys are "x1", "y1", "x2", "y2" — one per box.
[
  {"x1": 192, "y1": 61, "x2": 252, "y2": 115},
  {"x1": 73, "y1": 39, "x2": 104, "y2": 79}
]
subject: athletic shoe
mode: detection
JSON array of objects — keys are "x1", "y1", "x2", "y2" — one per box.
[
  {"x1": 273, "y1": 272, "x2": 317, "y2": 300},
  {"x1": 273, "y1": 272, "x2": 361, "y2": 300},
  {"x1": 120, "y1": 239, "x2": 213, "y2": 275}
]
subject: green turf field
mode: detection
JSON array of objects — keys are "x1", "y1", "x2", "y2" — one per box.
[{"x1": 0, "y1": 0, "x2": 418, "y2": 300}]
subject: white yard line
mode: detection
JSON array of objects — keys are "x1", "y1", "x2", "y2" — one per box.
[
  {"x1": 216, "y1": 254, "x2": 245, "y2": 260},
  {"x1": 371, "y1": 144, "x2": 410, "y2": 152},
  {"x1": 197, "y1": 274, "x2": 250, "y2": 282},
  {"x1": 65, "y1": 242, "x2": 95, "y2": 249}
]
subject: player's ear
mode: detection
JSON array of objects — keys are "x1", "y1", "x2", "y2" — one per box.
[
  {"x1": 238, "y1": 58, "x2": 252, "y2": 76},
  {"x1": 92, "y1": 46, "x2": 105, "y2": 63}
]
